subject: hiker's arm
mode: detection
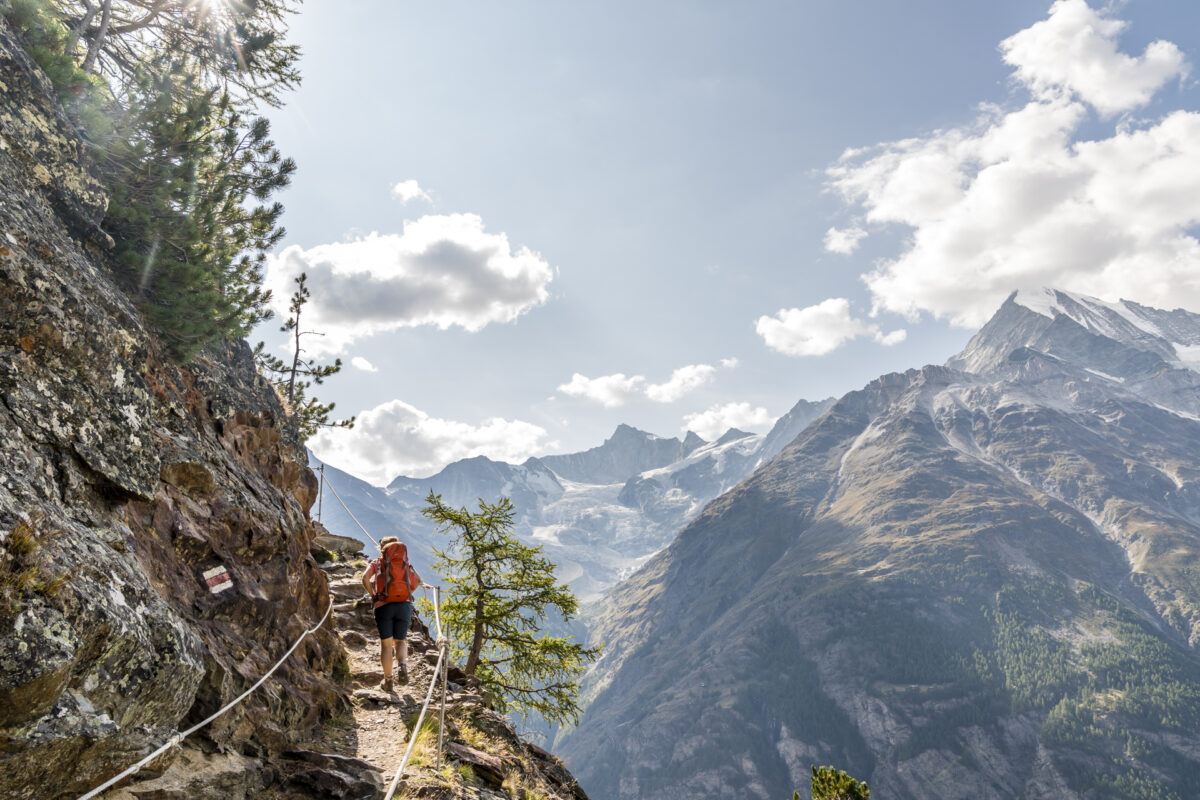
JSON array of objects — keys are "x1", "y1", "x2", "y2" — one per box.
[{"x1": 361, "y1": 568, "x2": 373, "y2": 596}]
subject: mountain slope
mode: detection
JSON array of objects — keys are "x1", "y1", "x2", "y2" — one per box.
[{"x1": 558, "y1": 291, "x2": 1200, "y2": 800}]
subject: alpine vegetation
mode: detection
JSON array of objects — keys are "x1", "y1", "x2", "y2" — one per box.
[{"x1": 423, "y1": 492, "x2": 601, "y2": 725}]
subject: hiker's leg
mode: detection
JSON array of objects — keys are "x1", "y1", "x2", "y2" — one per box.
[
  {"x1": 396, "y1": 602, "x2": 414, "y2": 669},
  {"x1": 380, "y1": 636, "x2": 395, "y2": 676}
]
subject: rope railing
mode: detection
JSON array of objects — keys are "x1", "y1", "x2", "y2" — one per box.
[
  {"x1": 317, "y1": 466, "x2": 381, "y2": 548},
  {"x1": 76, "y1": 600, "x2": 334, "y2": 800},
  {"x1": 81, "y1": 464, "x2": 455, "y2": 800},
  {"x1": 382, "y1": 637, "x2": 449, "y2": 800}
]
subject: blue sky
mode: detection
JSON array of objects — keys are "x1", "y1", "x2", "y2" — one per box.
[{"x1": 256, "y1": 1, "x2": 1200, "y2": 484}]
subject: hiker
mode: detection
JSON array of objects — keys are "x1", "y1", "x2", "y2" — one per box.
[{"x1": 361, "y1": 535, "x2": 422, "y2": 692}]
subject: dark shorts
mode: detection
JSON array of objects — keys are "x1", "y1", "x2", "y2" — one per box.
[{"x1": 373, "y1": 601, "x2": 413, "y2": 641}]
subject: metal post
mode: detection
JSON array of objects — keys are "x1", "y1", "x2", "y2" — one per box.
[
  {"x1": 437, "y1": 649, "x2": 447, "y2": 769},
  {"x1": 436, "y1": 587, "x2": 448, "y2": 770},
  {"x1": 316, "y1": 464, "x2": 325, "y2": 522}
]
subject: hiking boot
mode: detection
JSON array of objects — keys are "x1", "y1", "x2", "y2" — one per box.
[
  {"x1": 379, "y1": 678, "x2": 393, "y2": 693},
  {"x1": 397, "y1": 663, "x2": 409, "y2": 685}
]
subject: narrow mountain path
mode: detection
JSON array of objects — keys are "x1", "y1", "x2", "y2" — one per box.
[{"x1": 283, "y1": 555, "x2": 589, "y2": 800}]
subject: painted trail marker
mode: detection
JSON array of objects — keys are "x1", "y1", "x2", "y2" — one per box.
[{"x1": 203, "y1": 565, "x2": 234, "y2": 594}]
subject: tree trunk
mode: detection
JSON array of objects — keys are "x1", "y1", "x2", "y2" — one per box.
[
  {"x1": 67, "y1": 1, "x2": 97, "y2": 58},
  {"x1": 287, "y1": 303, "x2": 301, "y2": 404},
  {"x1": 81, "y1": 0, "x2": 113, "y2": 74},
  {"x1": 465, "y1": 557, "x2": 486, "y2": 676},
  {"x1": 465, "y1": 594, "x2": 485, "y2": 676}
]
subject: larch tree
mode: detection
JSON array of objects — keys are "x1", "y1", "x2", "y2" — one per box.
[{"x1": 422, "y1": 492, "x2": 601, "y2": 725}]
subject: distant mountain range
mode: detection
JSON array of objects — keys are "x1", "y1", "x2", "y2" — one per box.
[
  {"x1": 558, "y1": 289, "x2": 1200, "y2": 800},
  {"x1": 312, "y1": 398, "x2": 834, "y2": 602}
]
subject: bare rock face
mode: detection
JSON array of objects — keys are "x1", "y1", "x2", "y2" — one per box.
[{"x1": 0, "y1": 16, "x2": 343, "y2": 799}]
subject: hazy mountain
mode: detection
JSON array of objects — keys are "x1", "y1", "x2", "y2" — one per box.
[
  {"x1": 558, "y1": 290, "x2": 1200, "y2": 800},
  {"x1": 538, "y1": 424, "x2": 705, "y2": 485},
  {"x1": 312, "y1": 403, "x2": 831, "y2": 603}
]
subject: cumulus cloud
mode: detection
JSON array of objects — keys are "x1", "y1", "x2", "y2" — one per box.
[
  {"x1": 391, "y1": 179, "x2": 432, "y2": 204},
  {"x1": 557, "y1": 373, "x2": 646, "y2": 407},
  {"x1": 999, "y1": 0, "x2": 1187, "y2": 116},
  {"x1": 683, "y1": 402, "x2": 775, "y2": 440},
  {"x1": 309, "y1": 399, "x2": 550, "y2": 483},
  {"x1": 823, "y1": 226, "x2": 868, "y2": 255},
  {"x1": 265, "y1": 214, "x2": 553, "y2": 354},
  {"x1": 756, "y1": 298, "x2": 906, "y2": 356},
  {"x1": 826, "y1": 1, "x2": 1200, "y2": 327},
  {"x1": 350, "y1": 356, "x2": 379, "y2": 373},
  {"x1": 558, "y1": 362, "x2": 727, "y2": 406},
  {"x1": 645, "y1": 364, "x2": 717, "y2": 403}
]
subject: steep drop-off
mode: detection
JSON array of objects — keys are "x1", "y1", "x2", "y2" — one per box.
[{"x1": 560, "y1": 292, "x2": 1200, "y2": 800}]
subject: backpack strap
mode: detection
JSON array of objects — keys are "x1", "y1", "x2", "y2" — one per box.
[{"x1": 378, "y1": 549, "x2": 393, "y2": 601}]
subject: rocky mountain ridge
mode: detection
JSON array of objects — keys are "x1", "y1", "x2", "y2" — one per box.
[
  {"x1": 558, "y1": 289, "x2": 1200, "y2": 799},
  {"x1": 315, "y1": 396, "x2": 834, "y2": 604}
]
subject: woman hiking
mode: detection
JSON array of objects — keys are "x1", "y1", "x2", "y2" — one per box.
[{"x1": 360, "y1": 536, "x2": 422, "y2": 692}]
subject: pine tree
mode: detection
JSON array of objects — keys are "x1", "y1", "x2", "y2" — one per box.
[
  {"x1": 41, "y1": 0, "x2": 300, "y2": 107},
  {"x1": 806, "y1": 765, "x2": 870, "y2": 800},
  {"x1": 99, "y1": 62, "x2": 293, "y2": 358},
  {"x1": 5, "y1": 0, "x2": 299, "y2": 360},
  {"x1": 254, "y1": 272, "x2": 354, "y2": 440},
  {"x1": 422, "y1": 492, "x2": 601, "y2": 725}
]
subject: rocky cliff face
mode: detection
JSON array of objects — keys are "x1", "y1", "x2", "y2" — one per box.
[
  {"x1": 0, "y1": 17, "x2": 346, "y2": 798},
  {"x1": 559, "y1": 292, "x2": 1200, "y2": 799}
]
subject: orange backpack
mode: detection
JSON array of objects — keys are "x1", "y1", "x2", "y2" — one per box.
[{"x1": 373, "y1": 542, "x2": 421, "y2": 603}]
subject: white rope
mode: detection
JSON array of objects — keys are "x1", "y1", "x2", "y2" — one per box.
[
  {"x1": 421, "y1": 585, "x2": 444, "y2": 642},
  {"x1": 382, "y1": 639, "x2": 449, "y2": 800},
  {"x1": 317, "y1": 467, "x2": 380, "y2": 548},
  {"x1": 76, "y1": 601, "x2": 334, "y2": 800},
  {"x1": 433, "y1": 586, "x2": 444, "y2": 642}
]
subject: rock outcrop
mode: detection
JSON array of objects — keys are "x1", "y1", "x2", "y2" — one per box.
[{"x1": 0, "y1": 15, "x2": 343, "y2": 798}]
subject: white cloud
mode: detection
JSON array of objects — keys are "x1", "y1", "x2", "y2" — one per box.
[
  {"x1": 823, "y1": 226, "x2": 868, "y2": 255},
  {"x1": 756, "y1": 298, "x2": 906, "y2": 357},
  {"x1": 683, "y1": 402, "x2": 775, "y2": 440},
  {"x1": 826, "y1": 1, "x2": 1200, "y2": 328},
  {"x1": 309, "y1": 399, "x2": 550, "y2": 483},
  {"x1": 645, "y1": 364, "x2": 717, "y2": 403},
  {"x1": 350, "y1": 356, "x2": 378, "y2": 373},
  {"x1": 1000, "y1": 0, "x2": 1187, "y2": 117},
  {"x1": 876, "y1": 329, "x2": 908, "y2": 347},
  {"x1": 265, "y1": 214, "x2": 553, "y2": 354},
  {"x1": 557, "y1": 373, "x2": 646, "y2": 407},
  {"x1": 391, "y1": 179, "x2": 432, "y2": 204},
  {"x1": 720, "y1": 357, "x2": 739, "y2": 369},
  {"x1": 558, "y1": 362, "x2": 724, "y2": 406}
]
